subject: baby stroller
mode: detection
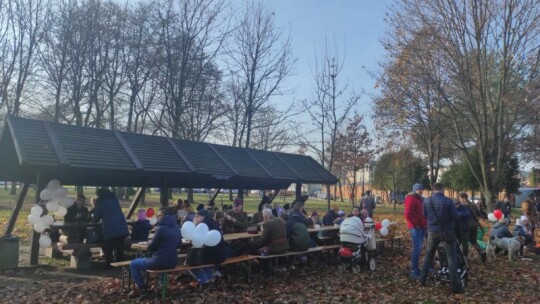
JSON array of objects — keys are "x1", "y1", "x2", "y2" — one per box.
[
  {"x1": 337, "y1": 217, "x2": 377, "y2": 273},
  {"x1": 431, "y1": 238, "x2": 470, "y2": 290}
]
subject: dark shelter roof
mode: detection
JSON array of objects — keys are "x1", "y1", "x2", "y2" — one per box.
[{"x1": 0, "y1": 117, "x2": 337, "y2": 189}]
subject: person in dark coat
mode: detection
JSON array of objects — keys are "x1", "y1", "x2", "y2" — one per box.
[
  {"x1": 455, "y1": 197, "x2": 471, "y2": 256},
  {"x1": 286, "y1": 202, "x2": 311, "y2": 252},
  {"x1": 130, "y1": 209, "x2": 153, "y2": 242},
  {"x1": 322, "y1": 203, "x2": 343, "y2": 238},
  {"x1": 419, "y1": 183, "x2": 462, "y2": 294},
  {"x1": 129, "y1": 207, "x2": 181, "y2": 297},
  {"x1": 92, "y1": 188, "x2": 129, "y2": 268},
  {"x1": 189, "y1": 209, "x2": 228, "y2": 286},
  {"x1": 63, "y1": 194, "x2": 91, "y2": 243}
]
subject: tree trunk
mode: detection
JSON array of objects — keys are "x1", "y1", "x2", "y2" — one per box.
[{"x1": 9, "y1": 182, "x2": 17, "y2": 195}]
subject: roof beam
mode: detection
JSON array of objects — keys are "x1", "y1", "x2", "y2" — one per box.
[
  {"x1": 243, "y1": 149, "x2": 273, "y2": 178},
  {"x1": 274, "y1": 153, "x2": 302, "y2": 180},
  {"x1": 166, "y1": 138, "x2": 195, "y2": 172},
  {"x1": 114, "y1": 131, "x2": 143, "y2": 170},
  {"x1": 43, "y1": 121, "x2": 70, "y2": 165},
  {"x1": 207, "y1": 144, "x2": 238, "y2": 176}
]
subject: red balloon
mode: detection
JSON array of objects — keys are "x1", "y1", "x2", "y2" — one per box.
[
  {"x1": 146, "y1": 208, "x2": 155, "y2": 217},
  {"x1": 493, "y1": 209, "x2": 503, "y2": 220},
  {"x1": 374, "y1": 222, "x2": 382, "y2": 231}
]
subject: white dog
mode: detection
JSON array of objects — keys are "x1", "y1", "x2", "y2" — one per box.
[{"x1": 486, "y1": 236, "x2": 521, "y2": 262}]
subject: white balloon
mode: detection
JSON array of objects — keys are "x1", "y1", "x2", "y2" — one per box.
[
  {"x1": 47, "y1": 179, "x2": 61, "y2": 191},
  {"x1": 381, "y1": 219, "x2": 391, "y2": 228},
  {"x1": 34, "y1": 222, "x2": 47, "y2": 233},
  {"x1": 60, "y1": 198, "x2": 74, "y2": 208},
  {"x1": 46, "y1": 201, "x2": 60, "y2": 212},
  {"x1": 195, "y1": 223, "x2": 209, "y2": 235},
  {"x1": 191, "y1": 234, "x2": 205, "y2": 248},
  {"x1": 488, "y1": 213, "x2": 497, "y2": 222},
  {"x1": 40, "y1": 189, "x2": 53, "y2": 201},
  {"x1": 380, "y1": 227, "x2": 389, "y2": 236},
  {"x1": 54, "y1": 206, "x2": 67, "y2": 217},
  {"x1": 41, "y1": 215, "x2": 54, "y2": 226},
  {"x1": 28, "y1": 214, "x2": 40, "y2": 225},
  {"x1": 149, "y1": 217, "x2": 158, "y2": 225},
  {"x1": 181, "y1": 223, "x2": 196, "y2": 241},
  {"x1": 39, "y1": 235, "x2": 52, "y2": 248},
  {"x1": 204, "y1": 230, "x2": 221, "y2": 247},
  {"x1": 54, "y1": 187, "x2": 69, "y2": 199},
  {"x1": 30, "y1": 205, "x2": 44, "y2": 216}
]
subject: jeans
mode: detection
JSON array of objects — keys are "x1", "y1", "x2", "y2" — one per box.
[
  {"x1": 189, "y1": 266, "x2": 213, "y2": 284},
  {"x1": 130, "y1": 258, "x2": 147, "y2": 289},
  {"x1": 409, "y1": 228, "x2": 425, "y2": 277},
  {"x1": 420, "y1": 231, "x2": 461, "y2": 293}
]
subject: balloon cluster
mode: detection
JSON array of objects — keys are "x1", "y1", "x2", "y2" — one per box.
[
  {"x1": 488, "y1": 209, "x2": 503, "y2": 222},
  {"x1": 374, "y1": 218, "x2": 393, "y2": 236},
  {"x1": 28, "y1": 179, "x2": 72, "y2": 248},
  {"x1": 181, "y1": 222, "x2": 221, "y2": 248},
  {"x1": 146, "y1": 208, "x2": 158, "y2": 225}
]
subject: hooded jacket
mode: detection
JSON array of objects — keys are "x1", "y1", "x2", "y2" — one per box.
[
  {"x1": 404, "y1": 193, "x2": 427, "y2": 229},
  {"x1": 146, "y1": 215, "x2": 181, "y2": 269},
  {"x1": 491, "y1": 221, "x2": 513, "y2": 239},
  {"x1": 92, "y1": 191, "x2": 129, "y2": 241}
]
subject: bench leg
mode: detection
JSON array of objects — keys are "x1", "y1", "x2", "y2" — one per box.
[
  {"x1": 120, "y1": 266, "x2": 132, "y2": 292},
  {"x1": 155, "y1": 273, "x2": 168, "y2": 301}
]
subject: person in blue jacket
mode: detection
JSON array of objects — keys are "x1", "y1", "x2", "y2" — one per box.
[
  {"x1": 92, "y1": 188, "x2": 129, "y2": 268},
  {"x1": 455, "y1": 197, "x2": 471, "y2": 257},
  {"x1": 419, "y1": 183, "x2": 462, "y2": 294},
  {"x1": 129, "y1": 207, "x2": 181, "y2": 298}
]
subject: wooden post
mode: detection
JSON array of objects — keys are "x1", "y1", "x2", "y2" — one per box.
[
  {"x1": 4, "y1": 183, "x2": 29, "y2": 236},
  {"x1": 126, "y1": 187, "x2": 146, "y2": 219},
  {"x1": 159, "y1": 186, "x2": 169, "y2": 207},
  {"x1": 295, "y1": 183, "x2": 302, "y2": 202},
  {"x1": 269, "y1": 189, "x2": 280, "y2": 203},
  {"x1": 210, "y1": 189, "x2": 221, "y2": 203},
  {"x1": 326, "y1": 184, "x2": 331, "y2": 210},
  {"x1": 30, "y1": 174, "x2": 45, "y2": 265}
]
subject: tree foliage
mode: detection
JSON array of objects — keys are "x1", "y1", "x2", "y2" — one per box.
[{"x1": 382, "y1": 0, "x2": 540, "y2": 209}]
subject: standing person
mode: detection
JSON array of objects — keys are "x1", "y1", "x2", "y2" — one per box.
[
  {"x1": 454, "y1": 195, "x2": 471, "y2": 257},
  {"x1": 360, "y1": 190, "x2": 376, "y2": 218},
  {"x1": 404, "y1": 183, "x2": 427, "y2": 279},
  {"x1": 521, "y1": 199, "x2": 538, "y2": 237},
  {"x1": 419, "y1": 183, "x2": 462, "y2": 294},
  {"x1": 458, "y1": 193, "x2": 486, "y2": 262},
  {"x1": 129, "y1": 207, "x2": 181, "y2": 298},
  {"x1": 92, "y1": 188, "x2": 129, "y2": 269}
]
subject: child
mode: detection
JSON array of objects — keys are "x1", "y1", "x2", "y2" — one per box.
[
  {"x1": 514, "y1": 216, "x2": 534, "y2": 255},
  {"x1": 131, "y1": 209, "x2": 153, "y2": 242}
]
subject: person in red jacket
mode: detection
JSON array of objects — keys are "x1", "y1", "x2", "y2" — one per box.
[{"x1": 404, "y1": 183, "x2": 427, "y2": 279}]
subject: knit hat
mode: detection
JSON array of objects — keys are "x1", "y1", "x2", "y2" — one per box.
[
  {"x1": 338, "y1": 210, "x2": 345, "y2": 216},
  {"x1": 412, "y1": 183, "x2": 424, "y2": 192},
  {"x1": 233, "y1": 198, "x2": 243, "y2": 206},
  {"x1": 311, "y1": 211, "x2": 319, "y2": 217},
  {"x1": 197, "y1": 209, "x2": 209, "y2": 218}
]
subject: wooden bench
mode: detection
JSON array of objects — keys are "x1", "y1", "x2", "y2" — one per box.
[
  {"x1": 257, "y1": 246, "x2": 324, "y2": 259},
  {"x1": 111, "y1": 253, "x2": 188, "y2": 292},
  {"x1": 376, "y1": 236, "x2": 403, "y2": 254},
  {"x1": 147, "y1": 255, "x2": 258, "y2": 300},
  {"x1": 49, "y1": 242, "x2": 104, "y2": 269}
]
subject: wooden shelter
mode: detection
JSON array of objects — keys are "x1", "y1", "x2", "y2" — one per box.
[{"x1": 0, "y1": 116, "x2": 337, "y2": 264}]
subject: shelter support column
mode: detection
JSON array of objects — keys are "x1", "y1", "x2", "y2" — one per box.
[
  {"x1": 295, "y1": 183, "x2": 302, "y2": 202},
  {"x1": 4, "y1": 183, "x2": 29, "y2": 236},
  {"x1": 30, "y1": 174, "x2": 45, "y2": 265},
  {"x1": 126, "y1": 187, "x2": 146, "y2": 219},
  {"x1": 159, "y1": 186, "x2": 169, "y2": 208}
]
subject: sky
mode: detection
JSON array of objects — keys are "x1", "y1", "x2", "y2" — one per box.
[{"x1": 265, "y1": 0, "x2": 392, "y2": 125}]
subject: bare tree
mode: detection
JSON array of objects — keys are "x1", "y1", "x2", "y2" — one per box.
[
  {"x1": 301, "y1": 37, "x2": 358, "y2": 175},
  {"x1": 386, "y1": 0, "x2": 540, "y2": 209},
  {"x1": 226, "y1": 0, "x2": 294, "y2": 148},
  {"x1": 152, "y1": 0, "x2": 230, "y2": 140}
]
